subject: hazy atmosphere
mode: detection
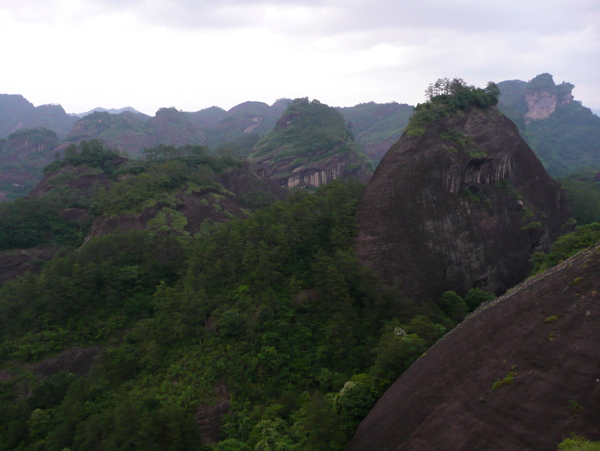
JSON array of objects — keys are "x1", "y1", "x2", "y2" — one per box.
[{"x1": 1, "y1": 0, "x2": 599, "y2": 114}]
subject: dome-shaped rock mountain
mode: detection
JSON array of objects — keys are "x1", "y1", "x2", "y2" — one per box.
[
  {"x1": 355, "y1": 103, "x2": 571, "y2": 302},
  {"x1": 346, "y1": 241, "x2": 600, "y2": 450}
]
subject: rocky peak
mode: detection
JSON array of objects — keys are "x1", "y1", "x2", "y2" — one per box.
[
  {"x1": 524, "y1": 73, "x2": 574, "y2": 121},
  {"x1": 250, "y1": 98, "x2": 372, "y2": 188},
  {"x1": 355, "y1": 94, "x2": 570, "y2": 303}
]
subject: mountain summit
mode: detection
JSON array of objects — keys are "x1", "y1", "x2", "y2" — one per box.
[
  {"x1": 355, "y1": 79, "x2": 571, "y2": 302},
  {"x1": 250, "y1": 98, "x2": 372, "y2": 188}
]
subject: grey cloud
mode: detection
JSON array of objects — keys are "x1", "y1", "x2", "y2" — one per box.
[
  {"x1": 3, "y1": 0, "x2": 598, "y2": 37},
  {"x1": 75, "y1": 0, "x2": 600, "y2": 37}
]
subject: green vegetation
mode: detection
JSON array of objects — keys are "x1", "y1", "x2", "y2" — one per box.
[
  {"x1": 558, "y1": 168, "x2": 600, "y2": 225},
  {"x1": 498, "y1": 74, "x2": 600, "y2": 177},
  {"x1": 543, "y1": 315, "x2": 562, "y2": 324},
  {"x1": 492, "y1": 368, "x2": 517, "y2": 390},
  {"x1": 337, "y1": 102, "x2": 413, "y2": 165},
  {"x1": 0, "y1": 179, "x2": 463, "y2": 450},
  {"x1": 521, "y1": 221, "x2": 542, "y2": 231},
  {"x1": 44, "y1": 139, "x2": 123, "y2": 176},
  {"x1": 531, "y1": 223, "x2": 600, "y2": 274},
  {"x1": 405, "y1": 78, "x2": 499, "y2": 138},
  {"x1": 438, "y1": 289, "x2": 495, "y2": 321},
  {"x1": 251, "y1": 98, "x2": 372, "y2": 176},
  {"x1": 0, "y1": 197, "x2": 88, "y2": 250},
  {"x1": 568, "y1": 400, "x2": 584, "y2": 416},
  {"x1": 462, "y1": 187, "x2": 491, "y2": 207},
  {"x1": 558, "y1": 434, "x2": 600, "y2": 450}
]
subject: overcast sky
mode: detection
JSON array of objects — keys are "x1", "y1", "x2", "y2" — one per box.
[{"x1": 0, "y1": 0, "x2": 598, "y2": 115}]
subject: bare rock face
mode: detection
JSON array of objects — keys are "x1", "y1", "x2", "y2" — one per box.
[
  {"x1": 355, "y1": 106, "x2": 570, "y2": 302},
  {"x1": 524, "y1": 89, "x2": 574, "y2": 121},
  {"x1": 346, "y1": 242, "x2": 600, "y2": 451},
  {"x1": 521, "y1": 73, "x2": 574, "y2": 122},
  {"x1": 0, "y1": 245, "x2": 60, "y2": 285}
]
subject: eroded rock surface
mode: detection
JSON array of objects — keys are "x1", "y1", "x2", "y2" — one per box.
[
  {"x1": 346, "y1": 243, "x2": 600, "y2": 450},
  {"x1": 355, "y1": 105, "x2": 570, "y2": 302}
]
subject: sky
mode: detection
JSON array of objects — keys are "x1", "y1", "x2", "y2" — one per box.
[{"x1": 0, "y1": 0, "x2": 598, "y2": 115}]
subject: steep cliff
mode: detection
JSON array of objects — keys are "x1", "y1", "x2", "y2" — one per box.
[
  {"x1": 523, "y1": 73, "x2": 574, "y2": 121},
  {"x1": 498, "y1": 74, "x2": 600, "y2": 176},
  {"x1": 355, "y1": 90, "x2": 570, "y2": 302},
  {"x1": 346, "y1": 241, "x2": 600, "y2": 451},
  {"x1": 250, "y1": 98, "x2": 372, "y2": 188}
]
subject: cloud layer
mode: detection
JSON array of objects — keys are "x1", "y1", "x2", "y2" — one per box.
[{"x1": 0, "y1": 0, "x2": 598, "y2": 113}]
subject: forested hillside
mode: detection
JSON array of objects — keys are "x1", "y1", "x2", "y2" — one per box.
[
  {"x1": 250, "y1": 98, "x2": 372, "y2": 188},
  {"x1": 0, "y1": 164, "x2": 486, "y2": 449},
  {"x1": 1, "y1": 81, "x2": 599, "y2": 450},
  {"x1": 1, "y1": 96, "x2": 402, "y2": 200},
  {"x1": 497, "y1": 73, "x2": 600, "y2": 177}
]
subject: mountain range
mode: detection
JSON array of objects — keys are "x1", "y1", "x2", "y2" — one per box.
[{"x1": 1, "y1": 77, "x2": 599, "y2": 449}]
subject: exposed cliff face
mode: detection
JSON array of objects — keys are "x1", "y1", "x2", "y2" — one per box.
[
  {"x1": 496, "y1": 74, "x2": 600, "y2": 177},
  {"x1": 346, "y1": 242, "x2": 600, "y2": 451},
  {"x1": 524, "y1": 88, "x2": 574, "y2": 121},
  {"x1": 0, "y1": 245, "x2": 60, "y2": 285},
  {"x1": 355, "y1": 105, "x2": 570, "y2": 302},
  {"x1": 250, "y1": 98, "x2": 372, "y2": 188}
]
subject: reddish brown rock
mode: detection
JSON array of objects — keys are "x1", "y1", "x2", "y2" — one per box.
[
  {"x1": 0, "y1": 245, "x2": 60, "y2": 285},
  {"x1": 196, "y1": 382, "x2": 230, "y2": 445},
  {"x1": 354, "y1": 105, "x2": 570, "y2": 302},
  {"x1": 32, "y1": 346, "x2": 102, "y2": 379},
  {"x1": 346, "y1": 244, "x2": 600, "y2": 451}
]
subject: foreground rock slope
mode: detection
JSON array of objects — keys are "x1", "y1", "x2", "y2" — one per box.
[
  {"x1": 355, "y1": 95, "x2": 570, "y2": 302},
  {"x1": 346, "y1": 241, "x2": 600, "y2": 450}
]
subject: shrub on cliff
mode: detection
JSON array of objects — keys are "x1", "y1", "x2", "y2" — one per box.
[{"x1": 405, "y1": 78, "x2": 500, "y2": 137}]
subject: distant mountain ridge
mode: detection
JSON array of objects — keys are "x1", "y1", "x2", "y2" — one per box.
[
  {"x1": 73, "y1": 106, "x2": 148, "y2": 118},
  {"x1": 0, "y1": 95, "x2": 398, "y2": 200},
  {"x1": 0, "y1": 94, "x2": 77, "y2": 138},
  {"x1": 497, "y1": 73, "x2": 600, "y2": 176}
]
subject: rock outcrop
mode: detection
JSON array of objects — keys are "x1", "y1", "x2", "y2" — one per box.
[
  {"x1": 523, "y1": 73, "x2": 574, "y2": 121},
  {"x1": 250, "y1": 98, "x2": 372, "y2": 188},
  {"x1": 497, "y1": 74, "x2": 600, "y2": 177},
  {"x1": 0, "y1": 245, "x2": 60, "y2": 285},
  {"x1": 355, "y1": 105, "x2": 570, "y2": 302},
  {"x1": 85, "y1": 162, "x2": 286, "y2": 240},
  {"x1": 346, "y1": 242, "x2": 600, "y2": 451}
]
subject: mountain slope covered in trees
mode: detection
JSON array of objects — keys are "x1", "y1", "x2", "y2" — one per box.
[
  {"x1": 497, "y1": 73, "x2": 600, "y2": 177},
  {"x1": 250, "y1": 98, "x2": 373, "y2": 188}
]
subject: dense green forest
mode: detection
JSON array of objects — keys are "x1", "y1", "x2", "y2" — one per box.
[
  {"x1": 251, "y1": 98, "x2": 362, "y2": 163},
  {"x1": 0, "y1": 142, "x2": 496, "y2": 449},
  {"x1": 1, "y1": 86, "x2": 600, "y2": 449}
]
